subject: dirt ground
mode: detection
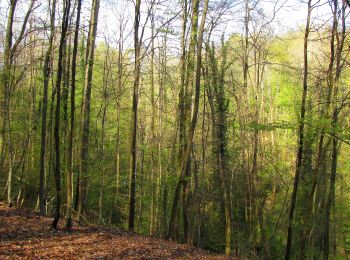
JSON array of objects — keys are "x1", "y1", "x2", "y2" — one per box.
[{"x1": 0, "y1": 203, "x2": 239, "y2": 259}]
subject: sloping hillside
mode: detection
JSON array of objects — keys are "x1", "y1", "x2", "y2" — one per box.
[{"x1": 0, "y1": 203, "x2": 239, "y2": 259}]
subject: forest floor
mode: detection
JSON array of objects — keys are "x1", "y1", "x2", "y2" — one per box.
[{"x1": 0, "y1": 203, "x2": 239, "y2": 259}]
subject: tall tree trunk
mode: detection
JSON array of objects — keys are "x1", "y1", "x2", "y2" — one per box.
[
  {"x1": 167, "y1": 0, "x2": 188, "y2": 239},
  {"x1": 323, "y1": 112, "x2": 338, "y2": 260},
  {"x1": 77, "y1": 0, "x2": 100, "y2": 222},
  {"x1": 2, "y1": 0, "x2": 16, "y2": 208},
  {"x1": 150, "y1": 13, "x2": 156, "y2": 236},
  {"x1": 157, "y1": 32, "x2": 167, "y2": 237},
  {"x1": 52, "y1": 0, "x2": 71, "y2": 230},
  {"x1": 39, "y1": 0, "x2": 56, "y2": 216},
  {"x1": 181, "y1": 0, "x2": 200, "y2": 243},
  {"x1": 129, "y1": 0, "x2": 141, "y2": 231},
  {"x1": 285, "y1": 0, "x2": 312, "y2": 258},
  {"x1": 112, "y1": 16, "x2": 124, "y2": 224},
  {"x1": 207, "y1": 41, "x2": 232, "y2": 256},
  {"x1": 74, "y1": 31, "x2": 86, "y2": 213},
  {"x1": 167, "y1": 0, "x2": 192, "y2": 241},
  {"x1": 322, "y1": 1, "x2": 345, "y2": 257},
  {"x1": 307, "y1": 0, "x2": 339, "y2": 254},
  {"x1": 66, "y1": 0, "x2": 82, "y2": 229},
  {"x1": 98, "y1": 39, "x2": 110, "y2": 224},
  {"x1": 1, "y1": 0, "x2": 34, "y2": 208},
  {"x1": 168, "y1": 0, "x2": 209, "y2": 243}
]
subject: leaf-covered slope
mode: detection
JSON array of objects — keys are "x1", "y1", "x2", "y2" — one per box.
[{"x1": 0, "y1": 203, "x2": 239, "y2": 259}]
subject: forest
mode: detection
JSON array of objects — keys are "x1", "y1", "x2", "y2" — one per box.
[{"x1": 0, "y1": 0, "x2": 350, "y2": 259}]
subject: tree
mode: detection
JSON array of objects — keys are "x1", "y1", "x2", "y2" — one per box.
[
  {"x1": 39, "y1": 0, "x2": 56, "y2": 216},
  {"x1": 66, "y1": 0, "x2": 82, "y2": 229},
  {"x1": 168, "y1": 0, "x2": 198, "y2": 242},
  {"x1": 129, "y1": 0, "x2": 142, "y2": 231},
  {"x1": 168, "y1": 0, "x2": 209, "y2": 244},
  {"x1": 285, "y1": 0, "x2": 312, "y2": 257},
  {"x1": 77, "y1": 0, "x2": 101, "y2": 222},
  {"x1": 1, "y1": 0, "x2": 35, "y2": 207},
  {"x1": 323, "y1": 0, "x2": 346, "y2": 258},
  {"x1": 52, "y1": 0, "x2": 71, "y2": 229},
  {"x1": 206, "y1": 40, "x2": 232, "y2": 256}
]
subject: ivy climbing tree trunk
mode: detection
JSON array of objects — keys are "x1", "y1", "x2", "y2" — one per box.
[{"x1": 207, "y1": 41, "x2": 232, "y2": 256}]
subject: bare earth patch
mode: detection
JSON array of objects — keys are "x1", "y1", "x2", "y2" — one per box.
[{"x1": 0, "y1": 203, "x2": 238, "y2": 259}]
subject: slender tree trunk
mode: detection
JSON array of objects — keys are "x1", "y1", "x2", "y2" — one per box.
[
  {"x1": 136, "y1": 121, "x2": 146, "y2": 232},
  {"x1": 112, "y1": 23, "x2": 123, "y2": 223},
  {"x1": 2, "y1": 0, "x2": 16, "y2": 208},
  {"x1": 74, "y1": 34, "x2": 87, "y2": 214},
  {"x1": 66, "y1": 0, "x2": 81, "y2": 229},
  {"x1": 242, "y1": 0, "x2": 252, "y2": 240},
  {"x1": 129, "y1": 0, "x2": 141, "y2": 231},
  {"x1": 39, "y1": 0, "x2": 56, "y2": 216},
  {"x1": 98, "y1": 40, "x2": 110, "y2": 224},
  {"x1": 167, "y1": 0, "x2": 192, "y2": 241},
  {"x1": 77, "y1": 0, "x2": 100, "y2": 222},
  {"x1": 207, "y1": 42, "x2": 232, "y2": 256},
  {"x1": 168, "y1": 0, "x2": 209, "y2": 243},
  {"x1": 307, "y1": 0, "x2": 339, "y2": 254},
  {"x1": 52, "y1": 0, "x2": 71, "y2": 229},
  {"x1": 2, "y1": 0, "x2": 34, "y2": 207},
  {"x1": 285, "y1": 0, "x2": 312, "y2": 258},
  {"x1": 322, "y1": 1, "x2": 345, "y2": 257},
  {"x1": 181, "y1": 0, "x2": 199, "y2": 243},
  {"x1": 150, "y1": 13, "x2": 156, "y2": 236},
  {"x1": 157, "y1": 32, "x2": 167, "y2": 236},
  {"x1": 323, "y1": 112, "x2": 338, "y2": 260}
]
